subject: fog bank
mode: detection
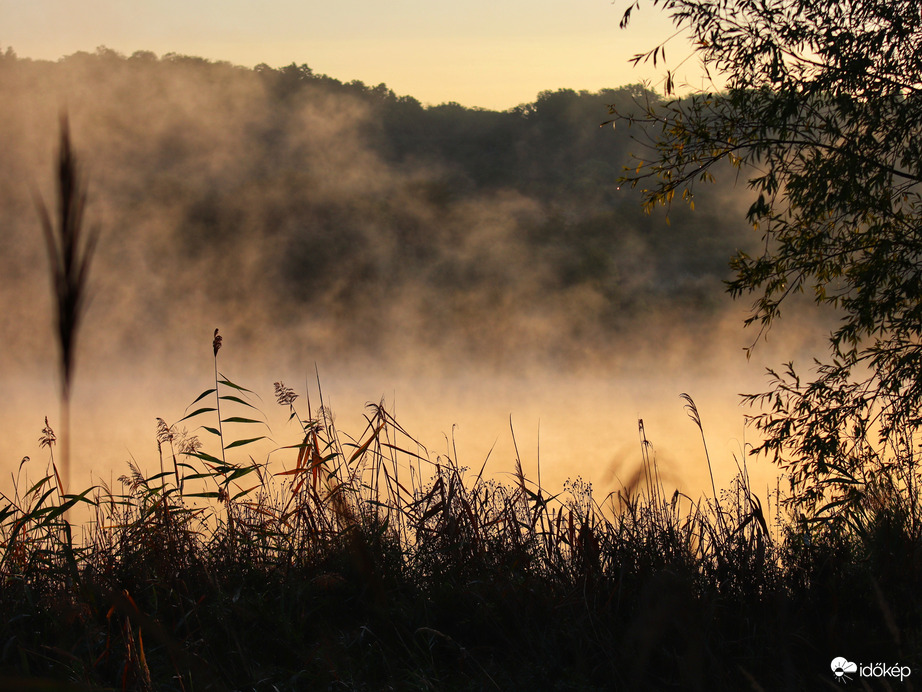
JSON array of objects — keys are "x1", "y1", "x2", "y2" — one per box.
[{"x1": 0, "y1": 49, "x2": 831, "y2": 502}]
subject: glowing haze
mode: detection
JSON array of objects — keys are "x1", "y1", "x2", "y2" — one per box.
[
  {"x1": 0, "y1": 3, "x2": 811, "y2": 511},
  {"x1": 0, "y1": 0, "x2": 701, "y2": 110}
]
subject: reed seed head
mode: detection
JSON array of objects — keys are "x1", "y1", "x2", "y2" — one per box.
[
  {"x1": 39, "y1": 416, "x2": 57, "y2": 449},
  {"x1": 274, "y1": 381, "x2": 298, "y2": 407},
  {"x1": 156, "y1": 417, "x2": 174, "y2": 444}
]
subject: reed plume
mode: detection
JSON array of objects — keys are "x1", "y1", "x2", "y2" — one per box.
[{"x1": 34, "y1": 114, "x2": 99, "y2": 495}]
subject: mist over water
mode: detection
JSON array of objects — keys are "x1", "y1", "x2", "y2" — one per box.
[
  {"x1": 0, "y1": 49, "x2": 829, "y2": 504},
  {"x1": 2, "y1": 341, "x2": 791, "y2": 506}
]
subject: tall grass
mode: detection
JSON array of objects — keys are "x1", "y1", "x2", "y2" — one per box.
[{"x1": 0, "y1": 330, "x2": 918, "y2": 690}]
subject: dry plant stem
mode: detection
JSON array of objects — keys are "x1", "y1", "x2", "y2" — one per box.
[
  {"x1": 638, "y1": 418, "x2": 664, "y2": 519},
  {"x1": 59, "y1": 402, "x2": 69, "y2": 499},
  {"x1": 212, "y1": 328, "x2": 227, "y2": 467},
  {"x1": 34, "y1": 114, "x2": 99, "y2": 498},
  {"x1": 681, "y1": 393, "x2": 726, "y2": 536}
]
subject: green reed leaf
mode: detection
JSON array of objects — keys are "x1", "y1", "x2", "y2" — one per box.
[
  {"x1": 217, "y1": 376, "x2": 257, "y2": 395},
  {"x1": 178, "y1": 407, "x2": 217, "y2": 423},
  {"x1": 185, "y1": 450, "x2": 225, "y2": 465},
  {"x1": 224, "y1": 436, "x2": 266, "y2": 450},
  {"x1": 220, "y1": 395, "x2": 260, "y2": 410},
  {"x1": 226, "y1": 466, "x2": 258, "y2": 482},
  {"x1": 188, "y1": 388, "x2": 217, "y2": 406}
]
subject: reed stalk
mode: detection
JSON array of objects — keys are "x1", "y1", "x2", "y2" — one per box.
[
  {"x1": 681, "y1": 392, "x2": 726, "y2": 536},
  {"x1": 34, "y1": 115, "x2": 99, "y2": 497},
  {"x1": 212, "y1": 328, "x2": 227, "y2": 467}
]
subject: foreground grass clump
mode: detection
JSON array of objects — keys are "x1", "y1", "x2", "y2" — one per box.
[{"x1": 0, "y1": 365, "x2": 920, "y2": 691}]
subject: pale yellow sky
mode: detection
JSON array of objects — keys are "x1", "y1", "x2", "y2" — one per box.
[{"x1": 0, "y1": 0, "x2": 704, "y2": 109}]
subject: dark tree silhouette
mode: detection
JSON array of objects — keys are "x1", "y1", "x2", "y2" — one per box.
[{"x1": 615, "y1": 0, "x2": 922, "y2": 528}]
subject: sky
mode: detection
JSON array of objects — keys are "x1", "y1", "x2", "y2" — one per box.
[{"x1": 0, "y1": 0, "x2": 699, "y2": 110}]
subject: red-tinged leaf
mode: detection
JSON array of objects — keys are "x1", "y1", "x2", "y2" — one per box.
[
  {"x1": 348, "y1": 421, "x2": 386, "y2": 463},
  {"x1": 311, "y1": 457, "x2": 321, "y2": 488},
  {"x1": 122, "y1": 590, "x2": 140, "y2": 612},
  {"x1": 296, "y1": 432, "x2": 310, "y2": 470},
  {"x1": 274, "y1": 467, "x2": 311, "y2": 476},
  {"x1": 310, "y1": 428, "x2": 323, "y2": 489}
]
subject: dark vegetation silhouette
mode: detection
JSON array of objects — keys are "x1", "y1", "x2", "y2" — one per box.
[
  {"x1": 0, "y1": 40, "x2": 918, "y2": 690},
  {"x1": 614, "y1": 0, "x2": 922, "y2": 544},
  {"x1": 1, "y1": 331, "x2": 917, "y2": 690}
]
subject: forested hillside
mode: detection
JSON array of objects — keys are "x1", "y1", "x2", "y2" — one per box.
[{"x1": 0, "y1": 47, "x2": 752, "y2": 373}]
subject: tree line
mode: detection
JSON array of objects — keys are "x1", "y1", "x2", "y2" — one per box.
[{"x1": 0, "y1": 46, "x2": 752, "y2": 370}]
